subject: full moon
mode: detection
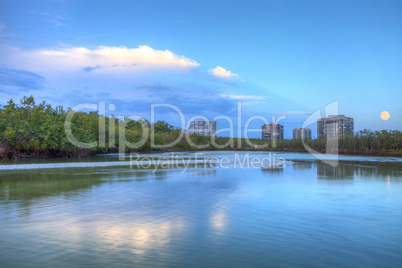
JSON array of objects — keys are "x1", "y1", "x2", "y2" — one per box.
[{"x1": 380, "y1": 111, "x2": 390, "y2": 120}]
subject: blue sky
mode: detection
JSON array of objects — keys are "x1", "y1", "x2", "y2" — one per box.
[{"x1": 0, "y1": 0, "x2": 401, "y2": 138}]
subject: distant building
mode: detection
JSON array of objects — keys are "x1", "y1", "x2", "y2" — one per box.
[
  {"x1": 188, "y1": 119, "x2": 217, "y2": 136},
  {"x1": 293, "y1": 128, "x2": 312, "y2": 139},
  {"x1": 317, "y1": 115, "x2": 354, "y2": 139},
  {"x1": 262, "y1": 123, "x2": 284, "y2": 140}
]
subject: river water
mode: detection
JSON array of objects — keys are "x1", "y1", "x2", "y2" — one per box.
[{"x1": 0, "y1": 151, "x2": 401, "y2": 267}]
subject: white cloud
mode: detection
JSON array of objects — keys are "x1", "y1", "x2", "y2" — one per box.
[
  {"x1": 209, "y1": 66, "x2": 238, "y2": 78},
  {"x1": 5, "y1": 45, "x2": 200, "y2": 73},
  {"x1": 0, "y1": 23, "x2": 5, "y2": 31}
]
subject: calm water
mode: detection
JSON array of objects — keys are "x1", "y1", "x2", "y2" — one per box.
[{"x1": 0, "y1": 151, "x2": 401, "y2": 267}]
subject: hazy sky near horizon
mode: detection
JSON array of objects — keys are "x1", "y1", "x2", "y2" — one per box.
[{"x1": 0, "y1": 0, "x2": 401, "y2": 137}]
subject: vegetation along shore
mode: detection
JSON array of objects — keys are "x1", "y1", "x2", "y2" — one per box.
[{"x1": 1, "y1": 96, "x2": 401, "y2": 159}]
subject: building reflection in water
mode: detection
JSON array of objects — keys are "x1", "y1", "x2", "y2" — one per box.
[
  {"x1": 261, "y1": 168, "x2": 284, "y2": 174},
  {"x1": 292, "y1": 161, "x2": 313, "y2": 170},
  {"x1": 316, "y1": 161, "x2": 402, "y2": 181},
  {"x1": 186, "y1": 163, "x2": 217, "y2": 177},
  {"x1": 317, "y1": 161, "x2": 354, "y2": 179},
  {"x1": 186, "y1": 169, "x2": 217, "y2": 177}
]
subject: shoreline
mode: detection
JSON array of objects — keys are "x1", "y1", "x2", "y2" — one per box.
[
  {"x1": 1, "y1": 151, "x2": 401, "y2": 171},
  {"x1": 1, "y1": 148, "x2": 402, "y2": 162}
]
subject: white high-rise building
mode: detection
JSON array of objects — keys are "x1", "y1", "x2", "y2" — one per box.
[
  {"x1": 293, "y1": 128, "x2": 312, "y2": 139},
  {"x1": 317, "y1": 115, "x2": 354, "y2": 139},
  {"x1": 262, "y1": 123, "x2": 284, "y2": 140},
  {"x1": 188, "y1": 119, "x2": 217, "y2": 136}
]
